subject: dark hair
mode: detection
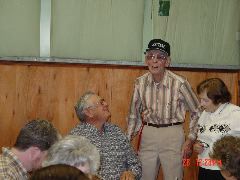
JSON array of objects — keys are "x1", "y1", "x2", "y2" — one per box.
[
  {"x1": 210, "y1": 136, "x2": 240, "y2": 180},
  {"x1": 14, "y1": 119, "x2": 59, "y2": 151},
  {"x1": 196, "y1": 78, "x2": 231, "y2": 105},
  {"x1": 30, "y1": 164, "x2": 90, "y2": 180}
]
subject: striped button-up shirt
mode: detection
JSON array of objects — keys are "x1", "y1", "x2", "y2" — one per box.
[
  {"x1": 0, "y1": 147, "x2": 29, "y2": 180},
  {"x1": 127, "y1": 70, "x2": 200, "y2": 140}
]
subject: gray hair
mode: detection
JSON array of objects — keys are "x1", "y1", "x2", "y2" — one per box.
[
  {"x1": 42, "y1": 135, "x2": 100, "y2": 175},
  {"x1": 75, "y1": 91, "x2": 95, "y2": 122}
]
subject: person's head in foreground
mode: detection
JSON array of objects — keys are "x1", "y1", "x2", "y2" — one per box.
[
  {"x1": 13, "y1": 119, "x2": 59, "y2": 171},
  {"x1": 210, "y1": 136, "x2": 240, "y2": 180},
  {"x1": 43, "y1": 135, "x2": 100, "y2": 176},
  {"x1": 30, "y1": 164, "x2": 90, "y2": 180}
]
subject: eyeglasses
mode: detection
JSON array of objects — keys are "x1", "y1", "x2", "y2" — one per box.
[
  {"x1": 94, "y1": 98, "x2": 105, "y2": 106},
  {"x1": 87, "y1": 98, "x2": 106, "y2": 109},
  {"x1": 145, "y1": 53, "x2": 168, "y2": 61}
]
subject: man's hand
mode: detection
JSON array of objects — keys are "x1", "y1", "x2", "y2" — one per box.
[
  {"x1": 182, "y1": 138, "x2": 194, "y2": 159},
  {"x1": 120, "y1": 170, "x2": 135, "y2": 180},
  {"x1": 193, "y1": 141, "x2": 204, "y2": 154}
]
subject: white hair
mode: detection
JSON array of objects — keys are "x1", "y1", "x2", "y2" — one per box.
[
  {"x1": 43, "y1": 135, "x2": 100, "y2": 175},
  {"x1": 75, "y1": 91, "x2": 95, "y2": 122}
]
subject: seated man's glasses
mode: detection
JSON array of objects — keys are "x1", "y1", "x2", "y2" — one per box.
[{"x1": 87, "y1": 98, "x2": 106, "y2": 109}]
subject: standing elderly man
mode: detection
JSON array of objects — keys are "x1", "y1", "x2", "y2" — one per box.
[
  {"x1": 0, "y1": 119, "x2": 59, "y2": 179},
  {"x1": 70, "y1": 91, "x2": 142, "y2": 180},
  {"x1": 127, "y1": 39, "x2": 200, "y2": 180}
]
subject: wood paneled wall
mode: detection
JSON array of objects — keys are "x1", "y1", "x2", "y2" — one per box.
[{"x1": 0, "y1": 62, "x2": 239, "y2": 180}]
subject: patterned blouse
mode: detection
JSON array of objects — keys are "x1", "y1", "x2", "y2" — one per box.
[
  {"x1": 70, "y1": 122, "x2": 142, "y2": 180},
  {"x1": 0, "y1": 147, "x2": 29, "y2": 180},
  {"x1": 197, "y1": 103, "x2": 240, "y2": 170}
]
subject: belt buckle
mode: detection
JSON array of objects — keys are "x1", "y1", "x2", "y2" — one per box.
[{"x1": 170, "y1": 123, "x2": 174, "y2": 126}]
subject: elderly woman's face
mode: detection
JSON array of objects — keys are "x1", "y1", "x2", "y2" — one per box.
[{"x1": 198, "y1": 90, "x2": 221, "y2": 113}]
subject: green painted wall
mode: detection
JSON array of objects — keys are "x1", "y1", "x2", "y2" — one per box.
[
  {"x1": 152, "y1": 0, "x2": 240, "y2": 66},
  {"x1": 0, "y1": 0, "x2": 40, "y2": 56},
  {"x1": 51, "y1": 0, "x2": 144, "y2": 61},
  {"x1": 0, "y1": 0, "x2": 239, "y2": 66}
]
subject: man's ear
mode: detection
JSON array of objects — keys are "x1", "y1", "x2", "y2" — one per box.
[
  {"x1": 165, "y1": 57, "x2": 171, "y2": 67},
  {"x1": 28, "y1": 146, "x2": 42, "y2": 161},
  {"x1": 144, "y1": 57, "x2": 148, "y2": 65}
]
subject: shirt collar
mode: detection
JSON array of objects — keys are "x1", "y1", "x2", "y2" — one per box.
[
  {"x1": 147, "y1": 70, "x2": 169, "y2": 88},
  {"x1": 83, "y1": 122, "x2": 108, "y2": 134},
  {"x1": 2, "y1": 147, "x2": 29, "y2": 177}
]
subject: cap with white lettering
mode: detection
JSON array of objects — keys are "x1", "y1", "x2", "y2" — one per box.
[{"x1": 145, "y1": 39, "x2": 170, "y2": 56}]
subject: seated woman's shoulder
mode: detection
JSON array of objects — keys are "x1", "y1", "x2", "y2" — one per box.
[{"x1": 228, "y1": 103, "x2": 240, "y2": 111}]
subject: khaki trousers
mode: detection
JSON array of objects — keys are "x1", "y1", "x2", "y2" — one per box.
[{"x1": 139, "y1": 124, "x2": 184, "y2": 180}]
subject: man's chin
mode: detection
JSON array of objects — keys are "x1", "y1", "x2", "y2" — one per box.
[{"x1": 149, "y1": 69, "x2": 162, "y2": 75}]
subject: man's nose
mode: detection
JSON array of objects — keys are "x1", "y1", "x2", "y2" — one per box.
[{"x1": 152, "y1": 57, "x2": 158, "y2": 63}]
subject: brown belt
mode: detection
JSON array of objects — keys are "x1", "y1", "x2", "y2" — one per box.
[{"x1": 143, "y1": 121, "x2": 182, "y2": 128}]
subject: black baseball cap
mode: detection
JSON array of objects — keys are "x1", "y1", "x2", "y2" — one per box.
[{"x1": 145, "y1": 39, "x2": 170, "y2": 56}]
